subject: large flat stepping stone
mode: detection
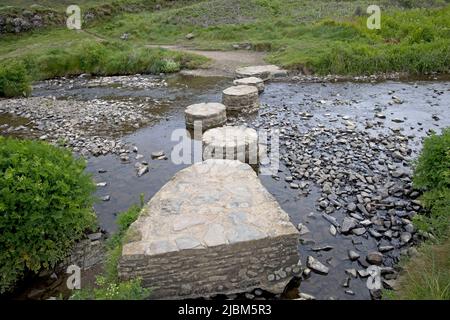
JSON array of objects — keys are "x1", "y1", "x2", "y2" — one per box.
[
  {"x1": 222, "y1": 85, "x2": 259, "y2": 113},
  {"x1": 233, "y1": 77, "x2": 265, "y2": 93},
  {"x1": 185, "y1": 102, "x2": 227, "y2": 130},
  {"x1": 203, "y1": 126, "x2": 258, "y2": 164},
  {"x1": 118, "y1": 159, "x2": 300, "y2": 299},
  {"x1": 235, "y1": 65, "x2": 288, "y2": 81}
]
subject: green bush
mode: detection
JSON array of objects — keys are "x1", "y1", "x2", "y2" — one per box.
[
  {"x1": 0, "y1": 61, "x2": 31, "y2": 98},
  {"x1": 412, "y1": 128, "x2": 450, "y2": 238},
  {"x1": 0, "y1": 137, "x2": 96, "y2": 293}
]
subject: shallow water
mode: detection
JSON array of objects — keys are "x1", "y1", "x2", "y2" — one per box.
[{"x1": 2, "y1": 74, "x2": 449, "y2": 300}]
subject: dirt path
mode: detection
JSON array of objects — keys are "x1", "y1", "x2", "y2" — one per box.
[{"x1": 147, "y1": 45, "x2": 267, "y2": 77}]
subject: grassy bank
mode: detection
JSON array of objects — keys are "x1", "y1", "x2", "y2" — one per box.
[
  {"x1": 0, "y1": 34, "x2": 208, "y2": 97},
  {"x1": 388, "y1": 128, "x2": 450, "y2": 300}
]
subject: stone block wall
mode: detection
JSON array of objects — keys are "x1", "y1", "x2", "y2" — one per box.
[{"x1": 119, "y1": 234, "x2": 300, "y2": 299}]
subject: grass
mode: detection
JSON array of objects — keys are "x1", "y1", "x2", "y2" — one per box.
[
  {"x1": 388, "y1": 240, "x2": 450, "y2": 300},
  {"x1": 0, "y1": 29, "x2": 208, "y2": 97},
  {"x1": 70, "y1": 196, "x2": 149, "y2": 300},
  {"x1": 386, "y1": 128, "x2": 450, "y2": 300},
  {"x1": 88, "y1": 0, "x2": 450, "y2": 75}
]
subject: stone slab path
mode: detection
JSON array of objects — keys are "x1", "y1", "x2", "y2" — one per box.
[{"x1": 119, "y1": 159, "x2": 300, "y2": 299}]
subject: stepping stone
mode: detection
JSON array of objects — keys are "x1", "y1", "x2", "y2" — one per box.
[
  {"x1": 202, "y1": 126, "x2": 258, "y2": 164},
  {"x1": 235, "y1": 65, "x2": 288, "y2": 81},
  {"x1": 233, "y1": 77, "x2": 265, "y2": 93},
  {"x1": 222, "y1": 85, "x2": 259, "y2": 113},
  {"x1": 185, "y1": 102, "x2": 227, "y2": 131},
  {"x1": 118, "y1": 159, "x2": 300, "y2": 299}
]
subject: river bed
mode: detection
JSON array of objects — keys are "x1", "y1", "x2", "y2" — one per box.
[{"x1": 1, "y1": 73, "x2": 449, "y2": 300}]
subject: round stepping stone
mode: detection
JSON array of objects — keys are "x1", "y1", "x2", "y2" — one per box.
[
  {"x1": 203, "y1": 126, "x2": 258, "y2": 164},
  {"x1": 233, "y1": 77, "x2": 265, "y2": 93},
  {"x1": 222, "y1": 85, "x2": 259, "y2": 113},
  {"x1": 235, "y1": 65, "x2": 287, "y2": 81},
  {"x1": 185, "y1": 102, "x2": 227, "y2": 130}
]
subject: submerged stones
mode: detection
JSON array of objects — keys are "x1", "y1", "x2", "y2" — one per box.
[
  {"x1": 118, "y1": 159, "x2": 300, "y2": 299},
  {"x1": 235, "y1": 65, "x2": 288, "y2": 81},
  {"x1": 185, "y1": 102, "x2": 227, "y2": 130},
  {"x1": 233, "y1": 77, "x2": 265, "y2": 93},
  {"x1": 202, "y1": 126, "x2": 258, "y2": 164},
  {"x1": 306, "y1": 256, "x2": 329, "y2": 275},
  {"x1": 222, "y1": 85, "x2": 259, "y2": 113}
]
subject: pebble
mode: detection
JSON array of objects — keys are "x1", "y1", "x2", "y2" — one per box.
[
  {"x1": 366, "y1": 252, "x2": 383, "y2": 265},
  {"x1": 348, "y1": 250, "x2": 360, "y2": 261},
  {"x1": 307, "y1": 256, "x2": 329, "y2": 275}
]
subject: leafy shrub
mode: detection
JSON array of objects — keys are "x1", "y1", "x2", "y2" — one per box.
[
  {"x1": 0, "y1": 137, "x2": 96, "y2": 293},
  {"x1": 412, "y1": 128, "x2": 450, "y2": 238},
  {"x1": 0, "y1": 61, "x2": 31, "y2": 97}
]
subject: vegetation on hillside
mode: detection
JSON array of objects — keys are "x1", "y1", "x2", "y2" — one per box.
[
  {"x1": 388, "y1": 128, "x2": 450, "y2": 300},
  {"x1": 92, "y1": 0, "x2": 450, "y2": 74},
  {"x1": 0, "y1": 137, "x2": 96, "y2": 293},
  {"x1": 1, "y1": 0, "x2": 450, "y2": 97}
]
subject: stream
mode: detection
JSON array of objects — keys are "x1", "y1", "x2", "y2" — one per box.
[{"x1": 1, "y1": 73, "x2": 449, "y2": 300}]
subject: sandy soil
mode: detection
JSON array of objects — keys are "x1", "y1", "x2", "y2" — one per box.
[{"x1": 148, "y1": 45, "x2": 267, "y2": 77}]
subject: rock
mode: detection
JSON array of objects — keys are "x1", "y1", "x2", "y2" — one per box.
[
  {"x1": 352, "y1": 227, "x2": 367, "y2": 236},
  {"x1": 136, "y1": 163, "x2": 149, "y2": 177},
  {"x1": 322, "y1": 213, "x2": 340, "y2": 228},
  {"x1": 96, "y1": 182, "x2": 107, "y2": 187},
  {"x1": 151, "y1": 150, "x2": 165, "y2": 159},
  {"x1": 307, "y1": 256, "x2": 329, "y2": 275},
  {"x1": 329, "y1": 225, "x2": 337, "y2": 236},
  {"x1": 312, "y1": 245, "x2": 333, "y2": 252},
  {"x1": 233, "y1": 77, "x2": 265, "y2": 93},
  {"x1": 369, "y1": 289, "x2": 382, "y2": 300},
  {"x1": 185, "y1": 33, "x2": 195, "y2": 40},
  {"x1": 235, "y1": 65, "x2": 287, "y2": 81},
  {"x1": 379, "y1": 245, "x2": 394, "y2": 253},
  {"x1": 118, "y1": 160, "x2": 300, "y2": 298},
  {"x1": 297, "y1": 223, "x2": 310, "y2": 236},
  {"x1": 185, "y1": 102, "x2": 227, "y2": 131},
  {"x1": 87, "y1": 232, "x2": 102, "y2": 241},
  {"x1": 299, "y1": 292, "x2": 316, "y2": 300},
  {"x1": 366, "y1": 251, "x2": 383, "y2": 265},
  {"x1": 222, "y1": 85, "x2": 259, "y2": 112},
  {"x1": 345, "y1": 290, "x2": 355, "y2": 296},
  {"x1": 400, "y1": 232, "x2": 412, "y2": 244},
  {"x1": 345, "y1": 268, "x2": 357, "y2": 278},
  {"x1": 347, "y1": 203, "x2": 357, "y2": 212},
  {"x1": 101, "y1": 195, "x2": 110, "y2": 201},
  {"x1": 203, "y1": 126, "x2": 258, "y2": 164},
  {"x1": 341, "y1": 217, "x2": 358, "y2": 234},
  {"x1": 348, "y1": 250, "x2": 360, "y2": 261}
]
